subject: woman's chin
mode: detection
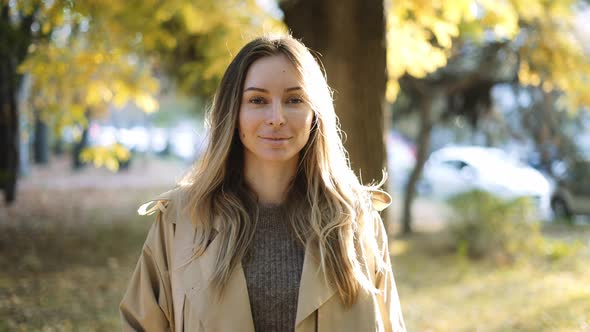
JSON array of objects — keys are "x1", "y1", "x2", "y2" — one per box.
[{"x1": 245, "y1": 149, "x2": 300, "y2": 165}]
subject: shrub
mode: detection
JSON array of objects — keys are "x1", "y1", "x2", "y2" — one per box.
[
  {"x1": 542, "y1": 239, "x2": 582, "y2": 261},
  {"x1": 447, "y1": 190, "x2": 542, "y2": 263}
]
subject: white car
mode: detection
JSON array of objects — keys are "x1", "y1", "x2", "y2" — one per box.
[{"x1": 420, "y1": 146, "x2": 553, "y2": 220}]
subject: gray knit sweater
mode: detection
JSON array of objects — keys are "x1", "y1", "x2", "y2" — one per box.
[{"x1": 242, "y1": 204, "x2": 305, "y2": 332}]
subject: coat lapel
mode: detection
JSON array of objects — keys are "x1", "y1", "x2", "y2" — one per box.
[
  {"x1": 295, "y1": 243, "x2": 337, "y2": 327},
  {"x1": 174, "y1": 211, "x2": 336, "y2": 331},
  {"x1": 174, "y1": 216, "x2": 255, "y2": 332},
  {"x1": 196, "y1": 247, "x2": 255, "y2": 331},
  {"x1": 173, "y1": 210, "x2": 254, "y2": 332}
]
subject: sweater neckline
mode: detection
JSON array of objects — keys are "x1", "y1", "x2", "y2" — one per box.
[{"x1": 257, "y1": 202, "x2": 287, "y2": 221}]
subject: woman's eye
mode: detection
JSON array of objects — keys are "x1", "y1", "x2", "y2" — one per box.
[
  {"x1": 287, "y1": 97, "x2": 304, "y2": 104},
  {"x1": 249, "y1": 97, "x2": 266, "y2": 104}
]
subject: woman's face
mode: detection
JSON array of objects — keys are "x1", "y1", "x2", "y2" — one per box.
[{"x1": 239, "y1": 54, "x2": 314, "y2": 167}]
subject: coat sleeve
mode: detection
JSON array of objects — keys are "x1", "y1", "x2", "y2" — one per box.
[
  {"x1": 120, "y1": 209, "x2": 175, "y2": 331},
  {"x1": 373, "y1": 212, "x2": 407, "y2": 332}
]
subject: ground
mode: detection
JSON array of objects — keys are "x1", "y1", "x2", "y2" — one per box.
[{"x1": 0, "y1": 156, "x2": 588, "y2": 331}]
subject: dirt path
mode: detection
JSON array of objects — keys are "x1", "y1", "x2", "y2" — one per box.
[
  {"x1": 0, "y1": 155, "x2": 450, "y2": 232},
  {"x1": 0, "y1": 156, "x2": 189, "y2": 226}
]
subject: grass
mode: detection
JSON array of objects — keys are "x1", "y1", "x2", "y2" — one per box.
[
  {"x1": 1, "y1": 186, "x2": 589, "y2": 331},
  {"x1": 393, "y1": 224, "x2": 590, "y2": 332},
  {"x1": 0, "y1": 212, "x2": 151, "y2": 331}
]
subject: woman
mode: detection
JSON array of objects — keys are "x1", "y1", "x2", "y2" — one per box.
[{"x1": 120, "y1": 35, "x2": 406, "y2": 332}]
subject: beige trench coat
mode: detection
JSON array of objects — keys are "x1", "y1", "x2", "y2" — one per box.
[{"x1": 120, "y1": 188, "x2": 406, "y2": 332}]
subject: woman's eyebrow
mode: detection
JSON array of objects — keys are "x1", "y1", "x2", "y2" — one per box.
[
  {"x1": 243, "y1": 86, "x2": 302, "y2": 92},
  {"x1": 244, "y1": 87, "x2": 268, "y2": 93}
]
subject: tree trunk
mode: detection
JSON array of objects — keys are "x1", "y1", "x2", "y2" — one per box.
[
  {"x1": 538, "y1": 90, "x2": 557, "y2": 174},
  {"x1": 72, "y1": 124, "x2": 89, "y2": 170},
  {"x1": 0, "y1": 59, "x2": 18, "y2": 204},
  {"x1": 1, "y1": 4, "x2": 35, "y2": 203},
  {"x1": 33, "y1": 111, "x2": 50, "y2": 164},
  {"x1": 518, "y1": 86, "x2": 558, "y2": 175},
  {"x1": 281, "y1": 0, "x2": 387, "y2": 185},
  {"x1": 402, "y1": 95, "x2": 433, "y2": 234},
  {"x1": 53, "y1": 136, "x2": 64, "y2": 156}
]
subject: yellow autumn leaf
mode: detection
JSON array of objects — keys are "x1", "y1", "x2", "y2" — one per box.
[
  {"x1": 134, "y1": 93, "x2": 159, "y2": 113},
  {"x1": 105, "y1": 158, "x2": 119, "y2": 172},
  {"x1": 386, "y1": 81, "x2": 400, "y2": 102},
  {"x1": 85, "y1": 82, "x2": 103, "y2": 105},
  {"x1": 112, "y1": 81, "x2": 131, "y2": 108},
  {"x1": 113, "y1": 143, "x2": 131, "y2": 161},
  {"x1": 432, "y1": 20, "x2": 459, "y2": 48},
  {"x1": 70, "y1": 104, "x2": 86, "y2": 119},
  {"x1": 80, "y1": 148, "x2": 93, "y2": 163},
  {"x1": 182, "y1": 4, "x2": 209, "y2": 34},
  {"x1": 42, "y1": 22, "x2": 51, "y2": 34},
  {"x1": 155, "y1": 7, "x2": 174, "y2": 22}
]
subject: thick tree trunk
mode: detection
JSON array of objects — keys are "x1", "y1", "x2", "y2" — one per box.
[
  {"x1": 1, "y1": 4, "x2": 35, "y2": 203},
  {"x1": 281, "y1": 0, "x2": 387, "y2": 185},
  {"x1": 402, "y1": 95, "x2": 433, "y2": 234},
  {"x1": 0, "y1": 61, "x2": 19, "y2": 204}
]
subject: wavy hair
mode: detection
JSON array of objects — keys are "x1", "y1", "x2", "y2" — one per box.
[{"x1": 180, "y1": 34, "x2": 387, "y2": 305}]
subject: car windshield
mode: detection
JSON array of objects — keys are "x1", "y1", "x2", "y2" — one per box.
[{"x1": 436, "y1": 148, "x2": 525, "y2": 171}]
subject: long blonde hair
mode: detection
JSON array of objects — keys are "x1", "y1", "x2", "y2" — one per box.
[{"x1": 180, "y1": 34, "x2": 386, "y2": 305}]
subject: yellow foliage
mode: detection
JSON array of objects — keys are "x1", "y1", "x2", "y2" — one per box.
[
  {"x1": 85, "y1": 82, "x2": 107, "y2": 106},
  {"x1": 385, "y1": 0, "x2": 590, "y2": 112},
  {"x1": 70, "y1": 104, "x2": 85, "y2": 119},
  {"x1": 515, "y1": 0, "x2": 590, "y2": 111},
  {"x1": 20, "y1": 33, "x2": 163, "y2": 124},
  {"x1": 182, "y1": 3, "x2": 210, "y2": 34},
  {"x1": 18, "y1": 0, "x2": 586, "y2": 123},
  {"x1": 134, "y1": 93, "x2": 159, "y2": 113},
  {"x1": 80, "y1": 143, "x2": 130, "y2": 172},
  {"x1": 386, "y1": 80, "x2": 401, "y2": 101},
  {"x1": 112, "y1": 81, "x2": 131, "y2": 108},
  {"x1": 478, "y1": 0, "x2": 519, "y2": 39},
  {"x1": 432, "y1": 21, "x2": 459, "y2": 48},
  {"x1": 42, "y1": 21, "x2": 51, "y2": 34},
  {"x1": 15, "y1": 0, "x2": 283, "y2": 131},
  {"x1": 386, "y1": 0, "x2": 473, "y2": 99},
  {"x1": 511, "y1": 0, "x2": 544, "y2": 22},
  {"x1": 155, "y1": 7, "x2": 174, "y2": 22}
]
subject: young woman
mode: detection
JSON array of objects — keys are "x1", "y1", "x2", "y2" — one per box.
[{"x1": 120, "y1": 35, "x2": 406, "y2": 332}]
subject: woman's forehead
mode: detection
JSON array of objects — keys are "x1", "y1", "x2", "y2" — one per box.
[{"x1": 243, "y1": 54, "x2": 304, "y2": 89}]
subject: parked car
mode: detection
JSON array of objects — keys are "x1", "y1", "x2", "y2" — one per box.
[
  {"x1": 420, "y1": 146, "x2": 553, "y2": 220},
  {"x1": 551, "y1": 159, "x2": 590, "y2": 220}
]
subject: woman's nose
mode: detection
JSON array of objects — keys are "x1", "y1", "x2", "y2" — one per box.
[{"x1": 266, "y1": 100, "x2": 286, "y2": 127}]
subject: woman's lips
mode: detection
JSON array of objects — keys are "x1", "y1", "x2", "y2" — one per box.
[
  {"x1": 259, "y1": 136, "x2": 292, "y2": 144},
  {"x1": 260, "y1": 137, "x2": 290, "y2": 140}
]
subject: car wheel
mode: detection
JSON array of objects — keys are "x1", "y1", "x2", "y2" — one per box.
[{"x1": 551, "y1": 198, "x2": 572, "y2": 222}]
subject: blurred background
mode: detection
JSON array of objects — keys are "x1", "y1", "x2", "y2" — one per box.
[{"x1": 1, "y1": 0, "x2": 590, "y2": 331}]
